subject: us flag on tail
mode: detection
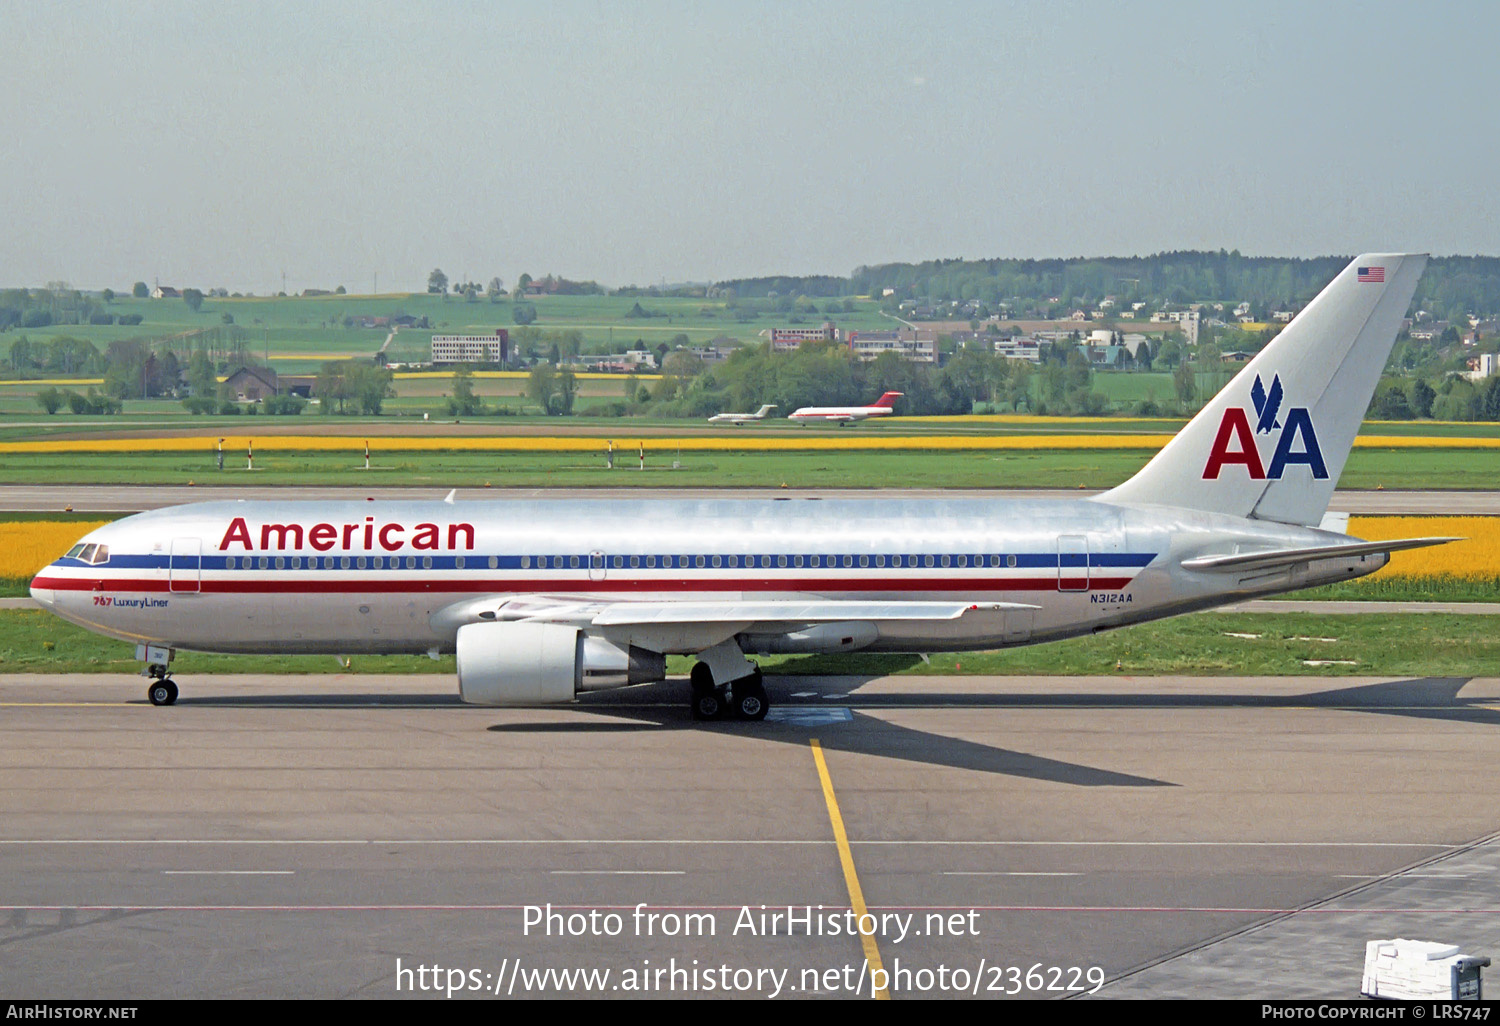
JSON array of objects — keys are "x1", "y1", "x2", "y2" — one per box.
[{"x1": 1357, "y1": 266, "x2": 1385, "y2": 282}]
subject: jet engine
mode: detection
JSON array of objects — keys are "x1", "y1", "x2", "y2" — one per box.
[{"x1": 455, "y1": 621, "x2": 665, "y2": 705}]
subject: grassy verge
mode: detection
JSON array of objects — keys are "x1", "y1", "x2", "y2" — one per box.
[
  {"x1": 1, "y1": 609, "x2": 1495, "y2": 677},
  {"x1": 0, "y1": 446, "x2": 1497, "y2": 488}
]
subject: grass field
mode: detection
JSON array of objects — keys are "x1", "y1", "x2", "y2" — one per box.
[
  {"x1": 0, "y1": 444, "x2": 1494, "y2": 489},
  {"x1": 0, "y1": 609, "x2": 1493, "y2": 677},
  {"x1": 0, "y1": 291, "x2": 900, "y2": 373}
]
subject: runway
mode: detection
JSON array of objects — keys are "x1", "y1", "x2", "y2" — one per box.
[
  {"x1": 3, "y1": 672, "x2": 1500, "y2": 999},
  {"x1": 2, "y1": 484, "x2": 1497, "y2": 514}
]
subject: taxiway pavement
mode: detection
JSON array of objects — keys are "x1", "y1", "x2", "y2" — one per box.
[{"x1": 3, "y1": 672, "x2": 1499, "y2": 999}]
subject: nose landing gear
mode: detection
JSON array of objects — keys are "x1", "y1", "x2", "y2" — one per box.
[
  {"x1": 138, "y1": 644, "x2": 179, "y2": 706},
  {"x1": 147, "y1": 675, "x2": 179, "y2": 706}
]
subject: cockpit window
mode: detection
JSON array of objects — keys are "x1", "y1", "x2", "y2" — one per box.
[
  {"x1": 78, "y1": 544, "x2": 98, "y2": 563},
  {"x1": 65, "y1": 544, "x2": 85, "y2": 559},
  {"x1": 90, "y1": 545, "x2": 109, "y2": 564}
]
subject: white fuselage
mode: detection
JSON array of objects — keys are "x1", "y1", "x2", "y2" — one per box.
[
  {"x1": 787, "y1": 406, "x2": 894, "y2": 423},
  {"x1": 30, "y1": 497, "x2": 1385, "y2": 657}
]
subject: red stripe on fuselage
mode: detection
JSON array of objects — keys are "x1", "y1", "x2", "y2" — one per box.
[{"x1": 30, "y1": 574, "x2": 1135, "y2": 595}]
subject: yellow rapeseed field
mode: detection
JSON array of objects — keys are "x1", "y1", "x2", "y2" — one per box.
[
  {"x1": 1349, "y1": 516, "x2": 1500, "y2": 583},
  {"x1": 0, "y1": 521, "x2": 110, "y2": 579}
]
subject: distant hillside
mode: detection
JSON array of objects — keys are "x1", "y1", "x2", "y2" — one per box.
[{"x1": 717, "y1": 252, "x2": 1500, "y2": 321}]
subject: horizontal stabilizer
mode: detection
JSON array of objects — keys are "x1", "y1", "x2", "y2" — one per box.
[{"x1": 1181, "y1": 536, "x2": 1459, "y2": 574}]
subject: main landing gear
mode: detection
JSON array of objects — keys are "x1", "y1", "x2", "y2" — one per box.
[{"x1": 689, "y1": 661, "x2": 770, "y2": 722}]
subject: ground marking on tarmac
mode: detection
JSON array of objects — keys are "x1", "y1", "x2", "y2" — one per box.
[
  {"x1": 0, "y1": 839, "x2": 1459, "y2": 848},
  {"x1": 550, "y1": 870, "x2": 685, "y2": 876},
  {"x1": 766, "y1": 706, "x2": 852, "y2": 726},
  {"x1": 161, "y1": 870, "x2": 294, "y2": 876},
  {"x1": 1336, "y1": 873, "x2": 1474, "y2": 880},
  {"x1": 810, "y1": 738, "x2": 889, "y2": 1001},
  {"x1": 943, "y1": 871, "x2": 1081, "y2": 877}
]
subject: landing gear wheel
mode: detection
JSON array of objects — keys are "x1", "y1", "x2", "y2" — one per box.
[
  {"x1": 691, "y1": 689, "x2": 726, "y2": 721},
  {"x1": 733, "y1": 680, "x2": 769, "y2": 721},
  {"x1": 148, "y1": 678, "x2": 178, "y2": 707}
]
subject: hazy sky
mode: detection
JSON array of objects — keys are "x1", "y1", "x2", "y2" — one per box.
[{"x1": 3, "y1": 0, "x2": 1497, "y2": 292}]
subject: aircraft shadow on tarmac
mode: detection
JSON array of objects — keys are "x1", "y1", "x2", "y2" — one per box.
[
  {"x1": 165, "y1": 675, "x2": 1496, "y2": 789},
  {"x1": 488, "y1": 701, "x2": 1174, "y2": 788}
]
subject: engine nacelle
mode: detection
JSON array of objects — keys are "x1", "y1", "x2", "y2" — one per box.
[{"x1": 456, "y1": 622, "x2": 665, "y2": 706}]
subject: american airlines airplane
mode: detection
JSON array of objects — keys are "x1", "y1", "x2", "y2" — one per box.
[
  {"x1": 787, "y1": 391, "x2": 903, "y2": 424},
  {"x1": 31, "y1": 254, "x2": 1450, "y2": 721},
  {"x1": 708, "y1": 404, "x2": 777, "y2": 425}
]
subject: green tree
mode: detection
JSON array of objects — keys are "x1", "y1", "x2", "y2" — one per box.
[
  {"x1": 343, "y1": 362, "x2": 394, "y2": 415},
  {"x1": 132, "y1": 282, "x2": 148, "y2": 298},
  {"x1": 182, "y1": 288, "x2": 204, "y2": 312},
  {"x1": 315, "y1": 360, "x2": 351, "y2": 414},
  {"x1": 186, "y1": 348, "x2": 217, "y2": 399},
  {"x1": 427, "y1": 268, "x2": 448, "y2": 295},
  {"x1": 8, "y1": 335, "x2": 33, "y2": 371},
  {"x1": 1174, "y1": 356, "x2": 1197, "y2": 405},
  {"x1": 487, "y1": 277, "x2": 504, "y2": 303},
  {"x1": 101, "y1": 288, "x2": 114, "y2": 303},
  {"x1": 36, "y1": 387, "x2": 63, "y2": 414},
  {"x1": 448, "y1": 365, "x2": 483, "y2": 416},
  {"x1": 1411, "y1": 378, "x2": 1436, "y2": 419},
  {"x1": 526, "y1": 364, "x2": 555, "y2": 412},
  {"x1": 513, "y1": 302, "x2": 537, "y2": 325}
]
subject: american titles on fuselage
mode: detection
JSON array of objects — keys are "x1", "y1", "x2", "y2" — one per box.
[{"x1": 219, "y1": 516, "x2": 476, "y2": 553}]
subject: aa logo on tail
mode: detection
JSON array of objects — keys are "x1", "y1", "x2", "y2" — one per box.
[{"x1": 1202, "y1": 374, "x2": 1328, "y2": 480}]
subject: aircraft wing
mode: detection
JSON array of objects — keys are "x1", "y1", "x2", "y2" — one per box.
[
  {"x1": 1180, "y1": 536, "x2": 1458, "y2": 573},
  {"x1": 432, "y1": 596, "x2": 1035, "y2": 650},
  {"x1": 588, "y1": 599, "x2": 1034, "y2": 626}
]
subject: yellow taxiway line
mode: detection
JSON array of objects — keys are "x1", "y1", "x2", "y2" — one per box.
[{"x1": 810, "y1": 738, "x2": 889, "y2": 1000}]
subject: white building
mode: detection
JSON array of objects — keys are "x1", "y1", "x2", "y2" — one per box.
[
  {"x1": 846, "y1": 329, "x2": 938, "y2": 363},
  {"x1": 770, "y1": 323, "x2": 839, "y2": 352},
  {"x1": 431, "y1": 333, "x2": 511, "y2": 364},
  {"x1": 993, "y1": 337, "x2": 1041, "y2": 363}
]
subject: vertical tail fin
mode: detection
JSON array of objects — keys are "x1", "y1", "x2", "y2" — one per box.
[
  {"x1": 1099, "y1": 253, "x2": 1427, "y2": 526},
  {"x1": 873, "y1": 391, "x2": 904, "y2": 408}
]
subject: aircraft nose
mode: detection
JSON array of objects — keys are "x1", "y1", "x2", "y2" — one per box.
[{"x1": 29, "y1": 574, "x2": 55, "y2": 609}]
